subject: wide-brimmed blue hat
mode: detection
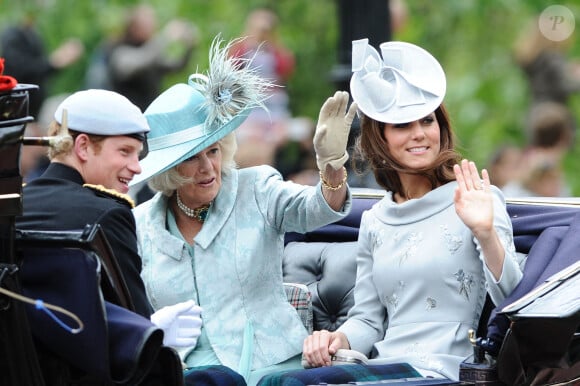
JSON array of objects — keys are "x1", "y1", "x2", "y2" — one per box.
[
  {"x1": 131, "y1": 37, "x2": 271, "y2": 186},
  {"x1": 350, "y1": 39, "x2": 446, "y2": 124}
]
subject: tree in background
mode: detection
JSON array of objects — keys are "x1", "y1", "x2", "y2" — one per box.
[{"x1": 1, "y1": 0, "x2": 578, "y2": 194}]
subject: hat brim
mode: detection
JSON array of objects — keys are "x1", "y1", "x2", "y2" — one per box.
[{"x1": 130, "y1": 111, "x2": 249, "y2": 186}]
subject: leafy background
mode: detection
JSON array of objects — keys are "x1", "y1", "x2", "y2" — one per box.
[{"x1": 2, "y1": 0, "x2": 579, "y2": 194}]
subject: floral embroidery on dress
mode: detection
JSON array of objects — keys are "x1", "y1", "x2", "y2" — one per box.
[
  {"x1": 386, "y1": 293, "x2": 399, "y2": 309},
  {"x1": 386, "y1": 280, "x2": 405, "y2": 310},
  {"x1": 405, "y1": 343, "x2": 444, "y2": 372},
  {"x1": 406, "y1": 342, "x2": 429, "y2": 364},
  {"x1": 398, "y1": 232, "x2": 423, "y2": 265},
  {"x1": 454, "y1": 269, "x2": 474, "y2": 300},
  {"x1": 375, "y1": 228, "x2": 388, "y2": 250},
  {"x1": 393, "y1": 230, "x2": 402, "y2": 242},
  {"x1": 499, "y1": 229, "x2": 518, "y2": 258},
  {"x1": 369, "y1": 217, "x2": 387, "y2": 251},
  {"x1": 425, "y1": 297, "x2": 437, "y2": 310},
  {"x1": 426, "y1": 359, "x2": 445, "y2": 373},
  {"x1": 440, "y1": 225, "x2": 462, "y2": 253}
]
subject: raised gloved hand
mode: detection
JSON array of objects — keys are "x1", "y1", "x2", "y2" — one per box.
[
  {"x1": 150, "y1": 300, "x2": 202, "y2": 348},
  {"x1": 313, "y1": 91, "x2": 358, "y2": 171}
]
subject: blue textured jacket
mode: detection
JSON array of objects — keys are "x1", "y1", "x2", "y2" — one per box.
[{"x1": 133, "y1": 165, "x2": 351, "y2": 371}]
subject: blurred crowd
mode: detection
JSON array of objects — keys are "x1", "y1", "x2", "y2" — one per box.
[
  {"x1": 488, "y1": 13, "x2": 580, "y2": 198},
  {"x1": 1, "y1": 3, "x2": 578, "y2": 198}
]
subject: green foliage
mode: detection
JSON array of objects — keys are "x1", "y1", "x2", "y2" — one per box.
[
  {"x1": 1, "y1": 0, "x2": 578, "y2": 194},
  {"x1": 397, "y1": 1, "x2": 580, "y2": 194}
]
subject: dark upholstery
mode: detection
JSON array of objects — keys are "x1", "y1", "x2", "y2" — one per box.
[{"x1": 283, "y1": 241, "x2": 358, "y2": 331}]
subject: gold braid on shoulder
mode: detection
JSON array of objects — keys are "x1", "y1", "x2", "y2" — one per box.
[{"x1": 83, "y1": 184, "x2": 135, "y2": 209}]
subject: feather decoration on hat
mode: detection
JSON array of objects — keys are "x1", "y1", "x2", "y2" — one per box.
[{"x1": 188, "y1": 35, "x2": 275, "y2": 131}]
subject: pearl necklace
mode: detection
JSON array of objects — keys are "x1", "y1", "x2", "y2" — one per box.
[{"x1": 176, "y1": 191, "x2": 211, "y2": 223}]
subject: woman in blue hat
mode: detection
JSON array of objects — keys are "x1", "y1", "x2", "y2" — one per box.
[
  {"x1": 131, "y1": 37, "x2": 356, "y2": 385},
  {"x1": 292, "y1": 39, "x2": 524, "y2": 382}
]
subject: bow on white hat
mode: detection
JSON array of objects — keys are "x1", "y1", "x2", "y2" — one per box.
[{"x1": 350, "y1": 39, "x2": 446, "y2": 124}]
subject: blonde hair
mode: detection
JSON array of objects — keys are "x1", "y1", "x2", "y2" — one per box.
[
  {"x1": 46, "y1": 121, "x2": 74, "y2": 159},
  {"x1": 46, "y1": 121, "x2": 106, "y2": 160},
  {"x1": 148, "y1": 132, "x2": 238, "y2": 196}
]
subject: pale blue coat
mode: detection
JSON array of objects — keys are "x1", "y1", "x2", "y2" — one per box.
[
  {"x1": 133, "y1": 165, "x2": 351, "y2": 373},
  {"x1": 339, "y1": 182, "x2": 522, "y2": 380}
]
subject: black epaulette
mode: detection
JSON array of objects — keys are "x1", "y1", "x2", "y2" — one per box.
[{"x1": 83, "y1": 184, "x2": 135, "y2": 209}]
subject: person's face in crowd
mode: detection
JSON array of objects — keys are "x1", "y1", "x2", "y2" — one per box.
[
  {"x1": 246, "y1": 9, "x2": 276, "y2": 41},
  {"x1": 176, "y1": 142, "x2": 222, "y2": 208},
  {"x1": 82, "y1": 135, "x2": 143, "y2": 194},
  {"x1": 382, "y1": 112, "x2": 441, "y2": 170},
  {"x1": 489, "y1": 146, "x2": 523, "y2": 188},
  {"x1": 527, "y1": 166, "x2": 563, "y2": 197},
  {"x1": 128, "y1": 5, "x2": 157, "y2": 44}
]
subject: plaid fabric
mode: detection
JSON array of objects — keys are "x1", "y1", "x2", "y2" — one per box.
[
  {"x1": 284, "y1": 282, "x2": 313, "y2": 334},
  {"x1": 256, "y1": 363, "x2": 422, "y2": 386},
  {"x1": 184, "y1": 365, "x2": 246, "y2": 386}
]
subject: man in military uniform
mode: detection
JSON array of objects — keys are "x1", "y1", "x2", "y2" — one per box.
[
  {"x1": 14, "y1": 89, "x2": 226, "y2": 385},
  {"x1": 13, "y1": 85, "x2": 250, "y2": 385},
  {"x1": 16, "y1": 89, "x2": 154, "y2": 316}
]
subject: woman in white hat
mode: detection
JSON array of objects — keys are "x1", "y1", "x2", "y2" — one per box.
[
  {"x1": 131, "y1": 37, "x2": 356, "y2": 385},
  {"x1": 298, "y1": 40, "x2": 523, "y2": 381}
]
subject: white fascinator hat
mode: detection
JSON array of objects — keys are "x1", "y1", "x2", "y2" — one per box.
[{"x1": 350, "y1": 39, "x2": 446, "y2": 124}]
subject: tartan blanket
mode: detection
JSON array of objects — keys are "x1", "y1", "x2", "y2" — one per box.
[
  {"x1": 184, "y1": 365, "x2": 246, "y2": 386},
  {"x1": 256, "y1": 363, "x2": 422, "y2": 386},
  {"x1": 284, "y1": 282, "x2": 313, "y2": 333}
]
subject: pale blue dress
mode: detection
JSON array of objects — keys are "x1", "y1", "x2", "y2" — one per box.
[
  {"x1": 134, "y1": 165, "x2": 351, "y2": 385},
  {"x1": 338, "y1": 182, "x2": 523, "y2": 380},
  {"x1": 166, "y1": 210, "x2": 302, "y2": 386}
]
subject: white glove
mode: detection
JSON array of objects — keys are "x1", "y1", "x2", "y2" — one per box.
[
  {"x1": 313, "y1": 91, "x2": 358, "y2": 171},
  {"x1": 150, "y1": 300, "x2": 202, "y2": 348}
]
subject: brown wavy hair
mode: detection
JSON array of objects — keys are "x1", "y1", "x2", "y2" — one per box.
[{"x1": 352, "y1": 104, "x2": 461, "y2": 199}]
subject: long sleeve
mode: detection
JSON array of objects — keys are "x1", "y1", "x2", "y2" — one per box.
[{"x1": 338, "y1": 211, "x2": 387, "y2": 356}]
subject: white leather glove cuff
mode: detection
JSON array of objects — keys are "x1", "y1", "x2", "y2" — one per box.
[{"x1": 151, "y1": 300, "x2": 203, "y2": 348}]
